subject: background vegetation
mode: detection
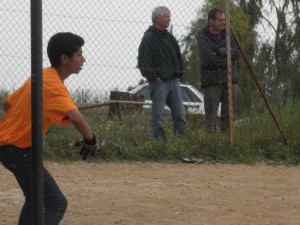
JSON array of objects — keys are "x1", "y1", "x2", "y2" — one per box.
[
  {"x1": 1, "y1": 0, "x2": 299, "y2": 165},
  {"x1": 181, "y1": 0, "x2": 300, "y2": 114},
  {"x1": 37, "y1": 98, "x2": 300, "y2": 165}
]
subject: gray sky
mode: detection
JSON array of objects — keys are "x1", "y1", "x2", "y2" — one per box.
[
  {"x1": 1, "y1": 0, "x2": 282, "y2": 99},
  {"x1": 1, "y1": 0, "x2": 202, "y2": 98}
]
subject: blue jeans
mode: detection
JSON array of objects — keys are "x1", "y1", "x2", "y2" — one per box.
[
  {"x1": 0, "y1": 145, "x2": 67, "y2": 225},
  {"x1": 149, "y1": 79, "x2": 186, "y2": 140}
]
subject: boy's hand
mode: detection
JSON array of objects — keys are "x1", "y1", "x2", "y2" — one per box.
[{"x1": 76, "y1": 134, "x2": 99, "y2": 160}]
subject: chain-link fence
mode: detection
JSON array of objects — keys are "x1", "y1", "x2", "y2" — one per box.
[
  {"x1": 1, "y1": 0, "x2": 299, "y2": 149},
  {"x1": 1, "y1": 0, "x2": 201, "y2": 94}
]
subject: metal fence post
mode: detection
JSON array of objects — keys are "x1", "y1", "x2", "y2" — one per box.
[{"x1": 31, "y1": 0, "x2": 44, "y2": 224}]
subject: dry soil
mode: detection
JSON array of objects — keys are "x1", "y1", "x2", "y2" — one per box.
[{"x1": 1, "y1": 161, "x2": 300, "y2": 225}]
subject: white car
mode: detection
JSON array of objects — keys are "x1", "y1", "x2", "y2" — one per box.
[{"x1": 129, "y1": 83, "x2": 207, "y2": 115}]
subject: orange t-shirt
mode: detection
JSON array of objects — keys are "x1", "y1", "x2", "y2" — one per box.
[{"x1": 0, "y1": 67, "x2": 78, "y2": 148}]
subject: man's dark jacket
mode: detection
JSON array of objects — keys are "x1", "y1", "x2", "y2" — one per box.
[
  {"x1": 138, "y1": 25, "x2": 183, "y2": 82},
  {"x1": 197, "y1": 26, "x2": 240, "y2": 87}
]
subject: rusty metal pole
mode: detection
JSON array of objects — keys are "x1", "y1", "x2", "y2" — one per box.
[
  {"x1": 230, "y1": 26, "x2": 288, "y2": 145},
  {"x1": 225, "y1": 0, "x2": 234, "y2": 146}
]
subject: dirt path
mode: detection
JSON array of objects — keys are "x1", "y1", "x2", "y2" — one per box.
[{"x1": 1, "y1": 161, "x2": 300, "y2": 225}]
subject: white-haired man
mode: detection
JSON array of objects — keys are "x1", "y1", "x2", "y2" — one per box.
[{"x1": 138, "y1": 6, "x2": 185, "y2": 141}]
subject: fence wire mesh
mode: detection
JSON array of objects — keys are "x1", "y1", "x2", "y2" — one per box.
[{"x1": 1, "y1": 0, "x2": 299, "y2": 152}]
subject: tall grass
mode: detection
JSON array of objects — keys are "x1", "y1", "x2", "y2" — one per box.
[
  {"x1": 43, "y1": 100, "x2": 300, "y2": 165},
  {"x1": 1, "y1": 87, "x2": 298, "y2": 164}
]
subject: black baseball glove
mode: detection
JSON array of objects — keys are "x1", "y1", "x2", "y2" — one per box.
[{"x1": 75, "y1": 133, "x2": 99, "y2": 160}]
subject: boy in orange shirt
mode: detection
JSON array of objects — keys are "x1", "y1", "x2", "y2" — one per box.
[{"x1": 0, "y1": 32, "x2": 97, "y2": 225}]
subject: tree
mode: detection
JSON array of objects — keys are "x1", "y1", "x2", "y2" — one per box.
[
  {"x1": 180, "y1": 0, "x2": 252, "y2": 114},
  {"x1": 252, "y1": 0, "x2": 300, "y2": 104},
  {"x1": 181, "y1": 0, "x2": 300, "y2": 115}
]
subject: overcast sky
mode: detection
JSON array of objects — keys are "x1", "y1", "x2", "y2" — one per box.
[
  {"x1": 1, "y1": 0, "x2": 203, "y2": 97},
  {"x1": 1, "y1": 0, "x2": 282, "y2": 98}
]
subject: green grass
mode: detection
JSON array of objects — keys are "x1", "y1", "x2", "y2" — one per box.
[
  {"x1": 1, "y1": 86, "x2": 299, "y2": 165},
  {"x1": 42, "y1": 100, "x2": 300, "y2": 165}
]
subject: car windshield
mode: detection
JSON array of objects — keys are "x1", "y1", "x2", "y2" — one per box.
[
  {"x1": 136, "y1": 86, "x2": 151, "y2": 100},
  {"x1": 181, "y1": 86, "x2": 202, "y2": 102},
  {"x1": 135, "y1": 85, "x2": 202, "y2": 102}
]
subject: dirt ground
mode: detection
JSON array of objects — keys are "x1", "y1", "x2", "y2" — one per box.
[{"x1": 1, "y1": 161, "x2": 300, "y2": 225}]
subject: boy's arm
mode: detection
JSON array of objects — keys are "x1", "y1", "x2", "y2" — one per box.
[
  {"x1": 67, "y1": 109, "x2": 94, "y2": 140},
  {"x1": 67, "y1": 109, "x2": 98, "y2": 160}
]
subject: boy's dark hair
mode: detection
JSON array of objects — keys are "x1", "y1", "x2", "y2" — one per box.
[
  {"x1": 47, "y1": 32, "x2": 85, "y2": 67},
  {"x1": 208, "y1": 8, "x2": 225, "y2": 21}
]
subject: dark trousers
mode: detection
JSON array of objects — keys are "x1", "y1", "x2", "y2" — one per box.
[
  {"x1": 0, "y1": 145, "x2": 67, "y2": 225},
  {"x1": 204, "y1": 84, "x2": 238, "y2": 132}
]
